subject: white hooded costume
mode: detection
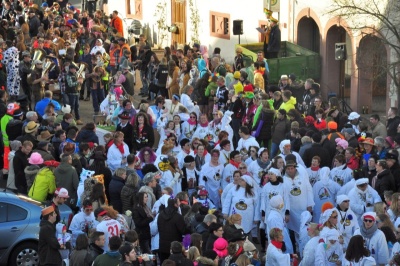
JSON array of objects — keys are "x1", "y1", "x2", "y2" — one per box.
[
  {"x1": 198, "y1": 162, "x2": 224, "y2": 209},
  {"x1": 222, "y1": 175, "x2": 260, "y2": 234},
  {"x1": 312, "y1": 170, "x2": 341, "y2": 223},
  {"x1": 283, "y1": 167, "x2": 315, "y2": 234},
  {"x1": 335, "y1": 195, "x2": 359, "y2": 249},
  {"x1": 348, "y1": 178, "x2": 382, "y2": 224},
  {"x1": 314, "y1": 228, "x2": 344, "y2": 266},
  {"x1": 265, "y1": 195, "x2": 294, "y2": 254}
]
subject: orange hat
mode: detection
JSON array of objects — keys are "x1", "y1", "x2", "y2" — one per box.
[
  {"x1": 362, "y1": 137, "x2": 374, "y2": 146},
  {"x1": 41, "y1": 206, "x2": 55, "y2": 216},
  {"x1": 321, "y1": 202, "x2": 334, "y2": 213},
  {"x1": 327, "y1": 121, "x2": 337, "y2": 130}
]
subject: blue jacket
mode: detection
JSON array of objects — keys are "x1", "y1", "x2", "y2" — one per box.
[{"x1": 35, "y1": 98, "x2": 61, "y2": 116}]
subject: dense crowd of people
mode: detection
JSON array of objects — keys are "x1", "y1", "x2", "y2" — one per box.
[{"x1": 2, "y1": 1, "x2": 400, "y2": 266}]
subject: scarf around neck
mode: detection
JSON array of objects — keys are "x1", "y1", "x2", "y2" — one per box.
[
  {"x1": 257, "y1": 158, "x2": 270, "y2": 169},
  {"x1": 115, "y1": 142, "x2": 124, "y2": 154},
  {"x1": 360, "y1": 223, "x2": 378, "y2": 239},
  {"x1": 188, "y1": 119, "x2": 197, "y2": 126},
  {"x1": 229, "y1": 159, "x2": 241, "y2": 169}
]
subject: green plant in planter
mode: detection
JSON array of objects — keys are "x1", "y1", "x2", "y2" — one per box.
[
  {"x1": 188, "y1": 0, "x2": 200, "y2": 44},
  {"x1": 154, "y1": 0, "x2": 168, "y2": 49}
]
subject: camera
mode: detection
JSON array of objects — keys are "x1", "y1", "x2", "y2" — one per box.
[{"x1": 162, "y1": 106, "x2": 165, "y2": 110}]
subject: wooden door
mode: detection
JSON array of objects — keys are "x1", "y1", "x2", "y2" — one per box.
[{"x1": 171, "y1": 0, "x2": 186, "y2": 46}]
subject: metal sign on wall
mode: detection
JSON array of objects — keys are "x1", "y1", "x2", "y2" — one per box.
[{"x1": 264, "y1": 0, "x2": 280, "y2": 12}]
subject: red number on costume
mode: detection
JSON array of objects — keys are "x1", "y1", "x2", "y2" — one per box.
[{"x1": 107, "y1": 225, "x2": 119, "y2": 237}]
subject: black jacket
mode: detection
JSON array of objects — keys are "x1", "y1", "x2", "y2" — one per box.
[
  {"x1": 253, "y1": 109, "x2": 275, "y2": 141},
  {"x1": 109, "y1": 175, "x2": 126, "y2": 213},
  {"x1": 117, "y1": 122, "x2": 134, "y2": 153},
  {"x1": 205, "y1": 233, "x2": 219, "y2": 251},
  {"x1": 133, "y1": 124, "x2": 154, "y2": 153},
  {"x1": 121, "y1": 184, "x2": 139, "y2": 213},
  {"x1": 390, "y1": 163, "x2": 400, "y2": 192},
  {"x1": 38, "y1": 220, "x2": 62, "y2": 265},
  {"x1": 267, "y1": 25, "x2": 281, "y2": 53},
  {"x1": 6, "y1": 119, "x2": 23, "y2": 141},
  {"x1": 303, "y1": 143, "x2": 331, "y2": 168},
  {"x1": 132, "y1": 205, "x2": 153, "y2": 241},
  {"x1": 76, "y1": 129, "x2": 99, "y2": 144},
  {"x1": 168, "y1": 253, "x2": 194, "y2": 266},
  {"x1": 13, "y1": 149, "x2": 30, "y2": 193},
  {"x1": 375, "y1": 169, "x2": 396, "y2": 202},
  {"x1": 387, "y1": 116, "x2": 400, "y2": 138},
  {"x1": 89, "y1": 243, "x2": 104, "y2": 261},
  {"x1": 157, "y1": 205, "x2": 186, "y2": 253}
]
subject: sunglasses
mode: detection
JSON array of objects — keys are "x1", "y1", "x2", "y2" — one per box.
[
  {"x1": 364, "y1": 219, "x2": 375, "y2": 223},
  {"x1": 84, "y1": 208, "x2": 93, "y2": 212},
  {"x1": 190, "y1": 116, "x2": 196, "y2": 118},
  {"x1": 239, "y1": 167, "x2": 247, "y2": 169},
  {"x1": 342, "y1": 200, "x2": 350, "y2": 203}
]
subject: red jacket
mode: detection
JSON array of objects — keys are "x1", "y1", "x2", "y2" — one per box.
[
  {"x1": 346, "y1": 156, "x2": 359, "y2": 170},
  {"x1": 111, "y1": 16, "x2": 123, "y2": 37}
]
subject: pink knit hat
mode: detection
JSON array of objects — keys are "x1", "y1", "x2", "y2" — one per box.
[
  {"x1": 28, "y1": 152, "x2": 44, "y2": 165},
  {"x1": 335, "y1": 138, "x2": 348, "y2": 149},
  {"x1": 213, "y1": 238, "x2": 228, "y2": 257}
]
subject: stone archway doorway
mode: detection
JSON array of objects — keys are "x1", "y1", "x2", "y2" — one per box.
[
  {"x1": 297, "y1": 17, "x2": 320, "y2": 54},
  {"x1": 357, "y1": 34, "x2": 387, "y2": 112}
]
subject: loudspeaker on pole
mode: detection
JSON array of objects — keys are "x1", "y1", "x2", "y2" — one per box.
[
  {"x1": 335, "y1": 43, "x2": 347, "y2": 60},
  {"x1": 233, "y1": 20, "x2": 243, "y2": 35}
]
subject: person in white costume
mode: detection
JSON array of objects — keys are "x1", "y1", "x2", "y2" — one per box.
[
  {"x1": 176, "y1": 138, "x2": 195, "y2": 169},
  {"x1": 335, "y1": 195, "x2": 359, "y2": 249},
  {"x1": 265, "y1": 227, "x2": 295, "y2": 266},
  {"x1": 312, "y1": 168, "x2": 341, "y2": 223},
  {"x1": 198, "y1": 149, "x2": 224, "y2": 209},
  {"x1": 154, "y1": 143, "x2": 173, "y2": 172},
  {"x1": 236, "y1": 126, "x2": 260, "y2": 153},
  {"x1": 390, "y1": 219, "x2": 400, "y2": 260},
  {"x1": 159, "y1": 156, "x2": 183, "y2": 194},
  {"x1": 283, "y1": 160, "x2": 314, "y2": 236},
  {"x1": 222, "y1": 174, "x2": 260, "y2": 234},
  {"x1": 221, "y1": 170, "x2": 241, "y2": 204},
  {"x1": 260, "y1": 167, "x2": 290, "y2": 221},
  {"x1": 387, "y1": 192, "x2": 400, "y2": 224},
  {"x1": 298, "y1": 211, "x2": 312, "y2": 257},
  {"x1": 299, "y1": 223, "x2": 321, "y2": 265},
  {"x1": 342, "y1": 235, "x2": 377, "y2": 266},
  {"x1": 248, "y1": 148, "x2": 271, "y2": 185},
  {"x1": 221, "y1": 151, "x2": 242, "y2": 189},
  {"x1": 208, "y1": 110, "x2": 234, "y2": 144},
  {"x1": 180, "y1": 85, "x2": 200, "y2": 118},
  {"x1": 192, "y1": 113, "x2": 215, "y2": 143},
  {"x1": 163, "y1": 95, "x2": 183, "y2": 121},
  {"x1": 353, "y1": 212, "x2": 389, "y2": 265},
  {"x1": 181, "y1": 112, "x2": 198, "y2": 141},
  {"x1": 156, "y1": 117, "x2": 181, "y2": 151},
  {"x1": 265, "y1": 195, "x2": 294, "y2": 254},
  {"x1": 330, "y1": 154, "x2": 353, "y2": 186},
  {"x1": 278, "y1": 139, "x2": 305, "y2": 168},
  {"x1": 69, "y1": 199, "x2": 98, "y2": 247},
  {"x1": 218, "y1": 139, "x2": 232, "y2": 166},
  {"x1": 94, "y1": 207, "x2": 122, "y2": 252},
  {"x1": 348, "y1": 178, "x2": 382, "y2": 225},
  {"x1": 306, "y1": 156, "x2": 330, "y2": 186},
  {"x1": 315, "y1": 228, "x2": 344, "y2": 266},
  {"x1": 106, "y1": 131, "x2": 130, "y2": 172}
]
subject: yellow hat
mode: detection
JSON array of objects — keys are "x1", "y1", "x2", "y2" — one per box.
[
  {"x1": 270, "y1": 17, "x2": 279, "y2": 23},
  {"x1": 233, "y1": 71, "x2": 241, "y2": 79},
  {"x1": 264, "y1": 8, "x2": 273, "y2": 17},
  {"x1": 41, "y1": 206, "x2": 55, "y2": 216}
]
